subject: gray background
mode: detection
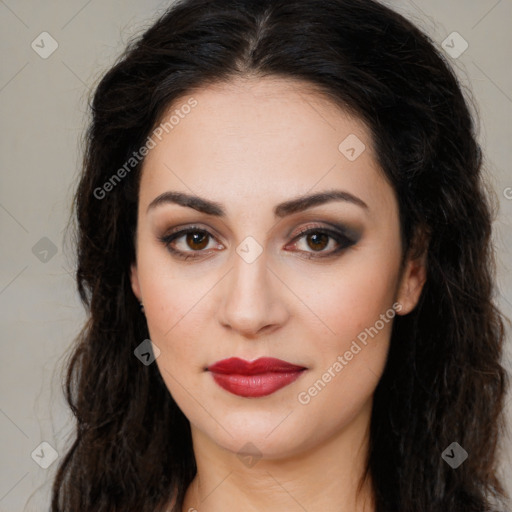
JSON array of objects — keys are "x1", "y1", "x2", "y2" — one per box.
[{"x1": 0, "y1": 1, "x2": 511, "y2": 510}]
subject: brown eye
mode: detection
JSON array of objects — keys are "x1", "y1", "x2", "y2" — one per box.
[
  {"x1": 159, "y1": 223, "x2": 358, "y2": 262},
  {"x1": 288, "y1": 225, "x2": 358, "y2": 259},
  {"x1": 158, "y1": 226, "x2": 220, "y2": 260},
  {"x1": 185, "y1": 231, "x2": 209, "y2": 250},
  {"x1": 305, "y1": 232, "x2": 330, "y2": 251}
]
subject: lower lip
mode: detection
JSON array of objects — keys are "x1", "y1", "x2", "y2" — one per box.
[{"x1": 210, "y1": 370, "x2": 306, "y2": 397}]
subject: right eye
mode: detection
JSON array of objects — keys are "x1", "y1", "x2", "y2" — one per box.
[{"x1": 158, "y1": 225, "x2": 223, "y2": 260}]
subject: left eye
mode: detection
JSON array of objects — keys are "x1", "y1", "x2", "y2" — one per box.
[
  {"x1": 291, "y1": 229, "x2": 337, "y2": 252},
  {"x1": 286, "y1": 227, "x2": 356, "y2": 258},
  {"x1": 159, "y1": 225, "x2": 356, "y2": 260}
]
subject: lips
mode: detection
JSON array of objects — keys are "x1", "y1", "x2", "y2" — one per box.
[{"x1": 207, "y1": 357, "x2": 307, "y2": 398}]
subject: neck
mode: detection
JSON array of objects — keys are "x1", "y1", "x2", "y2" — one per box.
[{"x1": 181, "y1": 398, "x2": 375, "y2": 512}]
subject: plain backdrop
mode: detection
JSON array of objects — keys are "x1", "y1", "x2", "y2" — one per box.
[{"x1": 1, "y1": 1, "x2": 511, "y2": 510}]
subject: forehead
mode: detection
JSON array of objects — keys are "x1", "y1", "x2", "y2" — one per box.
[{"x1": 138, "y1": 76, "x2": 396, "y2": 218}]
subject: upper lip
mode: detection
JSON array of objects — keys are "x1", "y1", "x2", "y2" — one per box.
[{"x1": 207, "y1": 357, "x2": 306, "y2": 375}]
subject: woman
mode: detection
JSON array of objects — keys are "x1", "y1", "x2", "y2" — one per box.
[{"x1": 52, "y1": 0, "x2": 510, "y2": 510}]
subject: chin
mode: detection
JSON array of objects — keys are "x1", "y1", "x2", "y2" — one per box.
[{"x1": 197, "y1": 410, "x2": 311, "y2": 459}]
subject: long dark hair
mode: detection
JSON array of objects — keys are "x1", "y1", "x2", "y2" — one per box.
[{"x1": 52, "y1": 0, "x2": 510, "y2": 510}]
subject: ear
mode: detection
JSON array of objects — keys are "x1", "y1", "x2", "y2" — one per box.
[
  {"x1": 130, "y1": 263, "x2": 142, "y2": 301},
  {"x1": 395, "y1": 243, "x2": 428, "y2": 316}
]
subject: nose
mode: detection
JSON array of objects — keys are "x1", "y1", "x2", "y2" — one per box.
[{"x1": 217, "y1": 248, "x2": 289, "y2": 338}]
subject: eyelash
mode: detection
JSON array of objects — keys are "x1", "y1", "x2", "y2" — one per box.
[{"x1": 158, "y1": 224, "x2": 357, "y2": 261}]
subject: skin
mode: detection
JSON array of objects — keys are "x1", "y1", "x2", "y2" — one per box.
[{"x1": 130, "y1": 76, "x2": 427, "y2": 512}]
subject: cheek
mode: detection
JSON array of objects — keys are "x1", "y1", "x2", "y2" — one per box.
[
  {"x1": 144, "y1": 281, "x2": 211, "y2": 364},
  {"x1": 136, "y1": 233, "x2": 212, "y2": 336},
  {"x1": 145, "y1": 285, "x2": 210, "y2": 406},
  {"x1": 135, "y1": 252, "x2": 216, "y2": 378},
  {"x1": 290, "y1": 247, "x2": 401, "y2": 347},
  {"x1": 293, "y1": 280, "x2": 396, "y2": 441},
  {"x1": 290, "y1": 245, "x2": 401, "y2": 402}
]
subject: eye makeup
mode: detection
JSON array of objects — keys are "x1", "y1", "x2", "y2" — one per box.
[{"x1": 156, "y1": 220, "x2": 362, "y2": 262}]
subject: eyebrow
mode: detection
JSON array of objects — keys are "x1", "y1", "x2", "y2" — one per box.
[{"x1": 146, "y1": 189, "x2": 368, "y2": 217}]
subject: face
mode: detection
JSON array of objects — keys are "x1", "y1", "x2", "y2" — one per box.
[{"x1": 130, "y1": 77, "x2": 426, "y2": 459}]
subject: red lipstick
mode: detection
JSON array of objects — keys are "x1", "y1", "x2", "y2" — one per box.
[{"x1": 207, "y1": 357, "x2": 306, "y2": 398}]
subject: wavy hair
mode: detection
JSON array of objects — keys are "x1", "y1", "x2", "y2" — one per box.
[{"x1": 52, "y1": 0, "x2": 510, "y2": 510}]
